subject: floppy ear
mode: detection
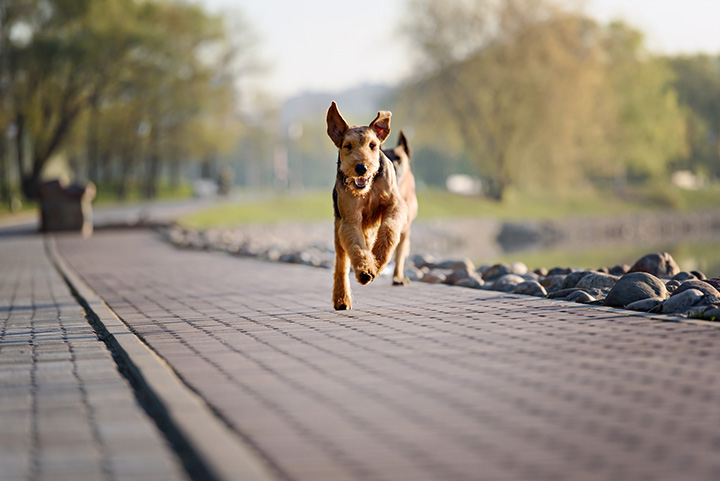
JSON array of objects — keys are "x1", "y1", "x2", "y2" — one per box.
[
  {"x1": 397, "y1": 130, "x2": 411, "y2": 158},
  {"x1": 326, "y1": 101, "x2": 349, "y2": 148},
  {"x1": 369, "y1": 110, "x2": 391, "y2": 143}
]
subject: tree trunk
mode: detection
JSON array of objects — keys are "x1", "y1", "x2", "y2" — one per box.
[
  {"x1": 117, "y1": 149, "x2": 134, "y2": 200},
  {"x1": 0, "y1": 135, "x2": 9, "y2": 204},
  {"x1": 143, "y1": 125, "x2": 160, "y2": 199},
  {"x1": 86, "y1": 97, "x2": 100, "y2": 182}
]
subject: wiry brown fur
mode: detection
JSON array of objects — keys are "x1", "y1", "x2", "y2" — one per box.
[
  {"x1": 327, "y1": 101, "x2": 408, "y2": 310},
  {"x1": 382, "y1": 131, "x2": 418, "y2": 285}
]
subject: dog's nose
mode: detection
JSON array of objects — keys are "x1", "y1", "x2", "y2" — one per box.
[{"x1": 355, "y1": 164, "x2": 367, "y2": 175}]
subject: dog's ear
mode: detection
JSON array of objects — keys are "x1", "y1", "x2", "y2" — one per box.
[
  {"x1": 327, "y1": 101, "x2": 349, "y2": 148},
  {"x1": 369, "y1": 111, "x2": 391, "y2": 143},
  {"x1": 397, "y1": 130, "x2": 411, "y2": 158}
]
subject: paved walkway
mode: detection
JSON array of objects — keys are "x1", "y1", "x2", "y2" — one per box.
[
  {"x1": 44, "y1": 229, "x2": 720, "y2": 481},
  {"x1": 0, "y1": 233, "x2": 188, "y2": 481}
]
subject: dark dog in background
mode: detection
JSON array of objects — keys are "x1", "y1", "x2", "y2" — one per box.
[
  {"x1": 382, "y1": 132, "x2": 418, "y2": 285},
  {"x1": 326, "y1": 101, "x2": 408, "y2": 310}
]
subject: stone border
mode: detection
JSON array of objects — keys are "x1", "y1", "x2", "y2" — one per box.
[
  {"x1": 45, "y1": 235, "x2": 280, "y2": 481},
  {"x1": 493, "y1": 288, "x2": 720, "y2": 330}
]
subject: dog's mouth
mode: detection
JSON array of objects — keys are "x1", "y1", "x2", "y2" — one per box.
[{"x1": 353, "y1": 177, "x2": 369, "y2": 189}]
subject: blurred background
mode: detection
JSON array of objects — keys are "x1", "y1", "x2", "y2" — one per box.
[{"x1": 2, "y1": 0, "x2": 720, "y2": 274}]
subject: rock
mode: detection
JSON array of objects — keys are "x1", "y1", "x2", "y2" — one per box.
[
  {"x1": 411, "y1": 253, "x2": 437, "y2": 269},
  {"x1": 539, "y1": 275, "x2": 566, "y2": 293},
  {"x1": 699, "y1": 306, "x2": 720, "y2": 321},
  {"x1": 405, "y1": 267, "x2": 424, "y2": 282},
  {"x1": 491, "y1": 274, "x2": 526, "y2": 292},
  {"x1": 421, "y1": 269, "x2": 450, "y2": 284},
  {"x1": 562, "y1": 271, "x2": 592, "y2": 289},
  {"x1": 513, "y1": 281, "x2": 547, "y2": 297},
  {"x1": 566, "y1": 291, "x2": 595, "y2": 303},
  {"x1": 691, "y1": 270, "x2": 707, "y2": 280},
  {"x1": 703, "y1": 278, "x2": 720, "y2": 291},
  {"x1": 662, "y1": 289, "x2": 705, "y2": 314},
  {"x1": 534, "y1": 267, "x2": 549, "y2": 277},
  {"x1": 548, "y1": 288, "x2": 584, "y2": 299},
  {"x1": 445, "y1": 267, "x2": 481, "y2": 285},
  {"x1": 665, "y1": 280, "x2": 682, "y2": 293},
  {"x1": 672, "y1": 280, "x2": 720, "y2": 299},
  {"x1": 628, "y1": 252, "x2": 680, "y2": 277},
  {"x1": 482, "y1": 263, "x2": 513, "y2": 281},
  {"x1": 672, "y1": 271, "x2": 697, "y2": 282},
  {"x1": 576, "y1": 272, "x2": 619, "y2": 290},
  {"x1": 455, "y1": 277, "x2": 484, "y2": 289},
  {"x1": 608, "y1": 264, "x2": 630, "y2": 276},
  {"x1": 604, "y1": 272, "x2": 668, "y2": 308},
  {"x1": 509, "y1": 261, "x2": 529, "y2": 276},
  {"x1": 625, "y1": 298, "x2": 665, "y2": 312},
  {"x1": 434, "y1": 258, "x2": 475, "y2": 271},
  {"x1": 548, "y1": 267, "x2": 573, "y2": 276}
]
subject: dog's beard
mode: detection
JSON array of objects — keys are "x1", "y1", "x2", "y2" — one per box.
[{"x1": 354, "y1": 177, "x2": 368, "y2": 189}]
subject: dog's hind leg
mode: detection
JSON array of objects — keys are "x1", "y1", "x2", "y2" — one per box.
[
  {"x1": 392, "y1": 229, "x2": 411, "y2": 286},
  {"x1": 333, "y1": 226, "x2": 353, "y2": 310},
  {"x1": 372, "y1": 202, "x2": 407, "y2": 275}
]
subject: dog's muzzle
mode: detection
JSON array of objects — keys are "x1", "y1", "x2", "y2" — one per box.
[
  {"x1": 354, "y1": 177, "x2": 368, "y2": 189},
  {"x1": 355, "y1": 164, "x2": 367, "y2": 175}
]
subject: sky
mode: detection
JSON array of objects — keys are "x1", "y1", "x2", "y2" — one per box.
[{"x1": 200, "y1": 0, "x2": 720, "y2": 101}]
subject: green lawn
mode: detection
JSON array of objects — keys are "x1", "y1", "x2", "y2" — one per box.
[{"x1": 178, "y1": 184, "x2": 720, "y2": 229}]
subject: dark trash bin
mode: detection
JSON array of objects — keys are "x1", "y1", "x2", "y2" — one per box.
[{"x1": 38, "y1": 180, "x2": 96, "y2": 237}]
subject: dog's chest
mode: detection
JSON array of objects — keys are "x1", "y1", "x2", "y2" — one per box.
[{"x1": 360, "y1": 202, "x2": 384, "y2": 230}]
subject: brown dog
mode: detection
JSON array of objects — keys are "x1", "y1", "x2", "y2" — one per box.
[
  {"x1": 382, "y1": 131, "x2": 418, "y2": 285},
  {"x1": 327, "y1": 101, "x2": 408, "y2": 310}
]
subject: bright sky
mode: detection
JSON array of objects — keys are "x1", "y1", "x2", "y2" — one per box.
[{"x1": 200, "y1": 0, "x2": 720, "y2": 101}]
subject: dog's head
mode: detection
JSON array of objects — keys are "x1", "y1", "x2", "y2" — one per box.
[
  {"x1": 382, "y1": 131, "x2": 411, "y2": 182},
  {"x1": 327, "y1": 101, "x2": 391, "y2": 194}
]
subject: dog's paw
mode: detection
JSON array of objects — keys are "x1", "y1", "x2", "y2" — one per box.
[
  {"x1": 392, "y1": 276, "x2": 410, "y2": 286},
  {"x1": 356, "y1": 270, "x2": 375, "y2": 285},
  {"x1": 334, "y1": 297, "x2": 352, "y2": 310}
]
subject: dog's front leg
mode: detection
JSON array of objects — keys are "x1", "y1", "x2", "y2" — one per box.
[
  {"x1": 373, "y1": 201, "x2": 408, "y2": 275},
  {"x1": 338, "y1": 221, "x2": 377, "y2": 285},
  {"x1": 333, "y1": 224, "x2": 353, "y2": 310}
]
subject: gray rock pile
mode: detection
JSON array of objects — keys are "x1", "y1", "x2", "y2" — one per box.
[
  {"x1": 414, "y1": 251, "x2": 720, "y2": 321},
  {"x1": 159, "y1": 224, "x2": 719, "y2": 322}
]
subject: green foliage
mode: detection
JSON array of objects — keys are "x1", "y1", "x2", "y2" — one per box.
[
  {"x1": 0, "y1": 0, "x2": 246, "y2": 201},
  {"x1": 667, "y1": 55, "x2": 720, "y2": 179},
  {"x1": 396, "y1": 1, "x2": 688, "y2": 199}
]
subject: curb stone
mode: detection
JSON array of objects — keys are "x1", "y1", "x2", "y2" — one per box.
[{"x1": 46, "y1": 235, "x2": 281, "y2": 481}]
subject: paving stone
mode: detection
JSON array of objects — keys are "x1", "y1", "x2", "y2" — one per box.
[
  {"x1": 0, "y1": 235, "x2": 188, "y2": 481},
  {"x1": 54, "y1": 230, "x2": 720, "y2": 481}
]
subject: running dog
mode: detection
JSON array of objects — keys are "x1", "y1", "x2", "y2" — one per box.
[
  {"x1": 382, "y1": 131, "x2": 418, "y2": 286},
  {"x1": 327, "y1": 101, "x2": 408, "y2": 310}
]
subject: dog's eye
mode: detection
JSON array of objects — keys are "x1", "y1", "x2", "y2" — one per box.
[
  {"x1": 343, "y1": 143, "x2": 352, "y2": 150},
  {"x1": 369, "y1": 142, "x2": 376, "y2": 150}
]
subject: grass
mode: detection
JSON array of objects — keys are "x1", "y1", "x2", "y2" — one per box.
[
  {"x1": 178, "y1": 183, "x2": 720, "y2": 230},
  {"x1": 93, "y1": 181, "x2": 194, "y2": 205},
  {"x1": 180, "y1": 192, "x2": 334, "y2": 229}
]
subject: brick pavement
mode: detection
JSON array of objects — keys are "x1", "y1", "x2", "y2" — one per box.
[
  {"x1": 0, "y1": 233, "x2": 188, "y2": 481},
  {"x1": 55, "y1": 230, "x2": 720, "y2": 481}
]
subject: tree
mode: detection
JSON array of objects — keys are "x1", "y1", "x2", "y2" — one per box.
[
  {"x1": 2, "y1": 0, "x2": 247, "y2": 201},
  {"x1": 400, "y1": 0, "x2": 609, "y2": 200},
  {"x1": 667, "y1": 54, "x2": 720, "y2": 179},
  {"x1": 398, "y1": 0, "x2": 687, "y2": 200},
  {"x1": 598, "y1": 22, "x2": 687, "y2": 184}
]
